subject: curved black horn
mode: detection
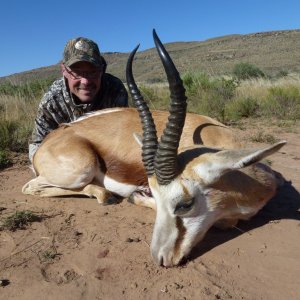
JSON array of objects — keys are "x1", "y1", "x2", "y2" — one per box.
[
  {"x1": 153, "y1": 29, "x2": 187, "y2": 185},
  {"x1": 126, "y1": 44, "x2": 158, "y2": 176}
]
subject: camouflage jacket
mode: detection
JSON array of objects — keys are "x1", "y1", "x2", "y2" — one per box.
[{"x1": 29, "y1": 73, "x2": 128, "y2": 162}]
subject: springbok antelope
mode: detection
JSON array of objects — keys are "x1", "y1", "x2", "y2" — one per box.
[{"x1": 23, "y1": 30, "x2": 286, "y2": 267}]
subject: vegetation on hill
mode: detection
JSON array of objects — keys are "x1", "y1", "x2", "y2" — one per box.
[{"x1": 0, "y1": 77, "x2": 56, "y2": 98}]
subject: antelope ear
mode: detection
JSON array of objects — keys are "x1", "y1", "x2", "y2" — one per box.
[
  {"x1": 193, "y1": 141, "x2": 286, "y2": 184},
  {"x1": 133, "y1": 133, "x2": 143, "y2": 147}
]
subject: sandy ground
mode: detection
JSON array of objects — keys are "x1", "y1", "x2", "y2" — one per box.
[{"x1": 0, "y1": 122, "x2": 299, "y2": 300}]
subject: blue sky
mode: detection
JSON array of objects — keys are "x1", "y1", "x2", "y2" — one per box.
[{"x1": 1, "y1": 0, "x2": 300, "y2": 77}]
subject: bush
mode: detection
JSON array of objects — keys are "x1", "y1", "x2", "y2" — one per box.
[
  {"x1": 276, "y1": 70, "x2": 288, "y2": 78},
  {"x1": 136, "y1": 84, "x2": 171, "y2": 110},
  {"x1": 261, "y1": 86, "x2": 300, "y2": 119},
  {"x1": 0, "y1": 150, "x2": 11, "y2": 169},
  {"x1": 212, "y1": 78, "x2": 237, "y2": 100},
  {"x1": 182, "y1": 72, "x2": 238, "y2": 122},
  {"x1": 233, "y1": 62, "x2": 265, "y2": 80},
  {"x1": 138, "y1": 85, "x2": 156, "y2": 103},
  {"x1": 182, "y1": 72, "x2": 211, "y2": 95},
  {"x1": 0, "y1": 210, "x2": 42, "y2": 231},
  {"x1": 225, "y1": 97, "x2": 259, "y2": 121}
]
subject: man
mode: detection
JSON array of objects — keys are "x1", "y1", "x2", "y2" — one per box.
[{"x1": 29, "y1": 37, "x2": 128, "y2": 162}]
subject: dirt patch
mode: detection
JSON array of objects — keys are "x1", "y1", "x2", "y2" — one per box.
[{"x1": 0, "y1": 123, "x2": 299, "y2": 300}]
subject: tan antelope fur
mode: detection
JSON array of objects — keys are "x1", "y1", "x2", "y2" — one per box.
[{"x1": 23, "y1": 30, "x2": 286, "y2": 267}]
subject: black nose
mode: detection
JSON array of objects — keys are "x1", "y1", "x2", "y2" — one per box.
[{"x1": 159, "y1": 255, "x2": 164, "y2": 267}]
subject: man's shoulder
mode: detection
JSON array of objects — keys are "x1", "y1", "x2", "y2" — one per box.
[
  {"x1": 40, "y1": 77, "x2": 65, "y2": 106},
  {"x1": 96, "y1": 73, "x2": 128, "y2": 108},
  {"x1": 47, "y1": 77, "x2": 65, "y2": 94},
  {"x1": 102, "y1": 73, "x2": 125, "y2": 87}
]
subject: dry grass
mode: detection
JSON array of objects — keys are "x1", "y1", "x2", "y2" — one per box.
[
  {"x1": 0, "y1": 93, "x2": 39, "y2": 159},
  {"x1": 236, "y1": 73, "x2": 300, "y2": 99},
  {"x1": 0, "y1": 69, "x2": 299, "y2": 167},
  {"x1": 0, "y1": 94, "x2": 39, "y2": 121}
]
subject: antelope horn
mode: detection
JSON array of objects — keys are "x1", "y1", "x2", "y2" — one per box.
[
  {"x1": 126, "y1": 44, "x2": 158, "y2": 176},
  {"x1": 153, "y1": 29, "x2": 188, "y2": 185}
]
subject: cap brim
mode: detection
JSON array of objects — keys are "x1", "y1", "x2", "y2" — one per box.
[{"x1": 64, "y1": 56, "x2": 102, "y2": 68}]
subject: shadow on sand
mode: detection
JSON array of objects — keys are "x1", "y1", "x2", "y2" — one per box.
[{"x1": 189, "y1": 179, "x2": 300, "y2": 260}]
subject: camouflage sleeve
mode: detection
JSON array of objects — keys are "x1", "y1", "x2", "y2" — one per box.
[{"x1": 29, "y1": 95, "x2": 60, "y2": 162}]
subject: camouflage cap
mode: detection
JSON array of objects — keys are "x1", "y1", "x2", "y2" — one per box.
[{"x1": 63, "y1": 37, "x2": 103, "y2": 68}]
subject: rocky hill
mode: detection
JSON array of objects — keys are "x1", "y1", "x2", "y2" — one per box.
[{"x1": 1, "y1": 29, "x2": 300, "y2": 85}]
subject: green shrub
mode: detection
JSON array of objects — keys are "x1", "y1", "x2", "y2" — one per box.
[
  {"x1": 182, "y1": 72, "x2": 238, "y2": 122},
  {"x1": 182, "y1": 72, "x2": 212, "y2": 95},
  {"x1": 233, "y1": 62, "x2": 265, "y2": 80},
  {"x1": 0, "y1": 150, "x2": 11, "y2": 169},
  {"x1": 0, "y1": 210, "x2": 41, "y2": 231},
  {"x1": 212, "y1": 78, "x2": 237, "y2": 100},
  {"x1": 136, "y1": 84, "x2": 170, "y2": 110},
  {"x1": 40, "y1": 248, "x2": 58, "y2": 262},
  {"x1": 138, "y1": 85, "x2": 156, "y2": 102},
  {"x1": 225, "y1": 97, "x2": 259, "y2": 121},
  {"x1": 261, "y1": 86, "x2": 300, "y2": 119},
  {"x1": 276, "y1": 70, "x2": 288, "y2": 78}
]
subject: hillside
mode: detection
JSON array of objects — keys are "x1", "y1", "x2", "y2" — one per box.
[{"x1": 1, "y1": 29, "x2": 300, "y2": 85}]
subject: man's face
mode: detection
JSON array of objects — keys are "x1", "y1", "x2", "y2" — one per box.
[{"x1": 62, "y1": 61, "x2": 102, "y2": 103}]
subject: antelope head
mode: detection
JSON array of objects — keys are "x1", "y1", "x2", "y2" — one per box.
[{"x1": 126, "y1": 30, "x2": 286, "y2": 267}]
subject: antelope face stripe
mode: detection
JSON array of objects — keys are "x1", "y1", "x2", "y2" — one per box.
[{"x1": 149, "y1": 177, "x2": 216, "y2": 267}]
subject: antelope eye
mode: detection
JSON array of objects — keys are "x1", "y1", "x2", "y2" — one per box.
[{"x1": 174, "y1": 198, "x2": 195, "y2": 215}]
